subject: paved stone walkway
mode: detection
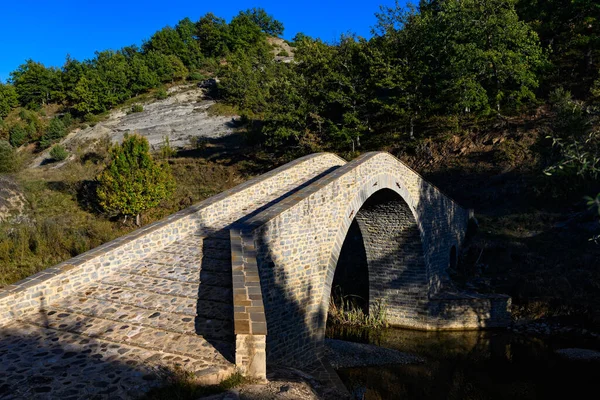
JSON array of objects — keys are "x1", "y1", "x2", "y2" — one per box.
[{"x1": 0, "y1": 174, "x2": 325, "y2": 400}]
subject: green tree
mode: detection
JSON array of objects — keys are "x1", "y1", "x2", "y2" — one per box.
[
  {"x1": 9, "y1": 125, "x2": 27, "y2": 147},
  {"x1": 238, "y1": 8, "x2": 284, "y2": 36},
  {"x1": 517, "y1": 0, "x2": 600, "y2": 95},
  {"x1": 196, "y1": 13, "x2": 230, "y2": 58},
  {"x1": 10, "y1": 60, "x2": 64, "y2": 107},
  {"x1": 39, "y1": 117, "x2": 67, "y2": 149},
  {"x1": 378, "y1": 0, "x2": 545, "y2": 115},
  {"x1": 0, "y1": 140, "x2": 19, "y2": 172},
  {"x1": 96, "y1": 134, "x2": 175, "y2": 226},
  {"x1": 143, "y1": 18, "x2": 202, "y2": 68},
  {"x1": 49, "y1": 144, "x2": 69, "y2": 161},
  {"x1": 0, "y1": 83, "x2": 18, "y2": 118}
]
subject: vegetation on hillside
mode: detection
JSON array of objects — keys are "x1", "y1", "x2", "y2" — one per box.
[
  {"x1": 0, "y1": 1, "x2": 599, "y2": 329},
  {"x1": 97, "y1": 134, "x2": 175, "y2": 226}
]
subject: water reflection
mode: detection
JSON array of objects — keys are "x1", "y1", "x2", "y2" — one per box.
[{"x1": 327, "y1": 325, "x2": 600, "y2": 400}]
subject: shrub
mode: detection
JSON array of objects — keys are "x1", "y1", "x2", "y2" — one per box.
[
  {"x1": 188, "y1": 72, "x2": 208, "y2": 82},
  {"x1": 61, "y1": 112, "x2": 73, "y2": 128},
  {"x1": 130, "y1": 104, "x2": 144, "y2": 113},
  {"x1": 159, "y1": 136, "x2": 177, "y2": 159},
  {"x1": 0, "y1": 140, "x2": 19, "y2": 172},
  {"x1": 155, "y1": 88, "x2": 168, "y2": 100},
  {"x1": 84, "y1": 113, "x2": 99, "y2": 126},
  {"x1": 9, "y1": 125, "x2": 27, "y2": 147},
  {"x1": 97, "y1": 134, "x2": 175, "y2": 226},
  {"x1": 49, "y1": 144, "x2": 69, "y2": 161},
  {"x1": 277, "y1": 50, "x2": 290, "y2": 57},
  {"x1": 39, "y1": 117, "x2": 67, "y2": 149}
]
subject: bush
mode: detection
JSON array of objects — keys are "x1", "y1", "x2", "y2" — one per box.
[
  {"x1": 49, "y1": 144, "x2": 69, "y2": 161},
  {"x1": 130, "y1": 104, "x2": 144, "y2": 113},
  {"x1": 61, "y1": 112, "x2": 73, "y2": 128},
  {"x1": 97, "y1": 134, "x2": 175, "y2": 226},
  {"x1": 188, "y1": 72, "x2": 208, "y2": 82},
  {"x1": 39, "y1": 117, "x2": 67, "y2": 149},
  {"x1": 9, "y1": 125, "x2": 27, "y2": 147},
  {"x1": 84, "y1": 113, "x2": 99, "y2": 126},
  {"x1": 155, "y1": 88, "x2": 168, "y2": 100},
  {"x1": 277, "y1": 50, "x2": 290, "y2": 57},
  {"x1": 0, "y1": 140, "x2": 19, "y2": 172}
]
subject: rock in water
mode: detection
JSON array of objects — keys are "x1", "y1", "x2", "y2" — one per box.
[{"x1": 555, "y1": 348, "x2": 600, "y2": 362}]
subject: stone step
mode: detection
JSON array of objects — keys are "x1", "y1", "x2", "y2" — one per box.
[
  {"x1": 18, "y1": 309, "x2": 233, "y2": 364},
  {"x1": 102, "y1": 273, "x2": 233, "y2": 302},
  {"x1": 0, "y1": 321, "x2": 234, "y2": 399},
  {"x1": 122, "y1": 261, "x2": 231, "y2": 286}
]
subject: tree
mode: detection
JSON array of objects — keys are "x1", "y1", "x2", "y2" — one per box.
[
  {"x1": 0, "y1": 140, "x2": 19, "y2": 172},
  {"x1": 378, "y1": 0, "x2": 545, "y2": 115},
  {"x1": 143, "y1": 18, "x2": 202, "y2": 68},
  {"x1": 96, "y1": 134, "x2": 175, "y2": 226},
  {"x1": 39, "y1": 117, "x2": 67, "y2": 149},
  {"x1": 0, "y1": 83, "x2": 18, "y2": 118},
  {"x1": 239, "y1": 8, "x2": 284, "y2": 36},
  {"x1": 10, "y1": 60, "x2": 64, "y2": 107},
  {"x1": 196, "y1": 13, "x2": 230, "y2": 58}
]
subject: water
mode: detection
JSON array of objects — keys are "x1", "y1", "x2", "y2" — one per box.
[{"x1": 327, "y1": 325, "x2": 600, "y2": 400}]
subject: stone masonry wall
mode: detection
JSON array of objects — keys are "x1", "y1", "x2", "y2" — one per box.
[
  {"x1": 354, "y1": 189, "x2": 429, "y2": 325},
  {"x1": 239, "y1": 152, "x2": 472, "y2": 365},
  {"x1": 0, "y1": 153, "x2": 345, "y2": 328}
]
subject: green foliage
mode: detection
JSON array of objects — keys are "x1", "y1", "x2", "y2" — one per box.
[
  {"x1": 40, "y1": 117, "x2": 67, "y2": 149},
  {"x1": 10, "y1": 60, "x2": 64, "y2": 107},
  {"x1": 276, "y1": 50, "x2": 289, "y2": 57},
  {"x1": 517, "y1": 0, "x2": 600, "y2": 95},
  {"x1": 96, "y1": 134, "x2": 175, "y2": 225},
  {"x1": 9, "y1": 125, "x2": 27, "y2": 147},
  {"x1": 143, "y1": 18, "x2": 202, "y2": 69},
  {"x1": 238, "y1": 8, "x2": 284, "y2": 36},
  {"x1": 49, "y1": 144, "x2": 69, "y2": 161},
  {"x1": 378, "y1": 0, "x2": 545, "y2": 115},
  {"x1": 158, "y1": 136, "x2": 177, "y2": 159},
  {"x1": 544, "y1": 88, "x2": 600, "y2": 179},
  {"x1": 328, "y1": 289, "x2": 388, "y2": 329},
  {"x1": 130, "y1": 104, "x2": 144, "y2": 113},
  {"x1": 0, "y1": 140, "x2": 19, "y2": 172},
  {"x1": 196, "y1": 13, "x2": 230, "y2": 58},
  {"x1": 0, "y1": 83, "x2": 18, "y2": 118},
  {"x1": 155, "y1": 87, "x2": 168, "y2": 100}
]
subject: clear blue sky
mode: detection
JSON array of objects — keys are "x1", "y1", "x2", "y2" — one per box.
[{"x1": 0, "y1": 0, "x2": 400, "y2": 82}]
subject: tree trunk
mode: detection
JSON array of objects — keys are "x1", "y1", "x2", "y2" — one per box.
[
  {"x1": 409, "y1": 116, "x2": 414, "y2": 140},
  {"x1": 136, "y1": 213, "x2": 141, "y2": 227}
]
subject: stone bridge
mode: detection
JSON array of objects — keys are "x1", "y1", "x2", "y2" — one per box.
[{"x1": 0, "y1": 152, "x2": 510, "y2": 398}]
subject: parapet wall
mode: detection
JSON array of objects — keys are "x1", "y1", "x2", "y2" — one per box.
[{"x1": 0, "y1": 153, "x2": 345, "y2": 328}]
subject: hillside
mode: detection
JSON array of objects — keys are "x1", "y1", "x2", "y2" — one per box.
[{"x1": 0, "y1": 1, "x2": 599, "y2": 336}]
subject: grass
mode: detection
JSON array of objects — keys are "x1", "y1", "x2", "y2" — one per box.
[
  {"x1": 328, "y1": 292, "x2": 389, "y2": 329},
  {"x1": 142, "y1": 368, "x2": 249, "y2": 400},
  {"x1": 206, "y1": 102, "x2": 239, "y2": 117},
  {"x1": 0, "y1": 143, "x2": 249, "y2": 287}
]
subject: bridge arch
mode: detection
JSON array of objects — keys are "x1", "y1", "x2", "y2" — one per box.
[{"x1": 321, "y1": 174, "x2": 430, "y2": 334}]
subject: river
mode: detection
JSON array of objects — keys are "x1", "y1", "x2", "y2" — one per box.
[{"x1": 327, "y1": 325, "x2": 599, "y2": 399}]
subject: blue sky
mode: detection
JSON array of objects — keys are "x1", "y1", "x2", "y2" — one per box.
[{"x1": 0, "y1": 0, "x2": 400, "y2": 82}]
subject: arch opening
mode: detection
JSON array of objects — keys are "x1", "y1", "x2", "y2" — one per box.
[{"x1": 329, "y1": 188, "x2": 429, "y2": 328}]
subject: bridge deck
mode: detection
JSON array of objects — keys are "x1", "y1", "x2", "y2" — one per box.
[{"x1": 0, "y1": 171, "x2": 337, "y2": 399}]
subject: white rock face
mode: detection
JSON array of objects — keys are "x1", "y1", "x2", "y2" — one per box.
[{"x1": 31, "y1": 85, "x2": 237, "y2": 167}]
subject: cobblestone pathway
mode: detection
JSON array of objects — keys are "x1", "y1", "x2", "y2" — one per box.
[
  {"x1": 0, "y1": 232, "x2": 236, "y2": 399},
  {"x1": 0, "y1": 172, "x2": 329, "y2": 400}
]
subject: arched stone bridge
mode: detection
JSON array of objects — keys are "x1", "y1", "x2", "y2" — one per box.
[{"x1": 0, "y1": 152, "x2": 510, "y2": 398}]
